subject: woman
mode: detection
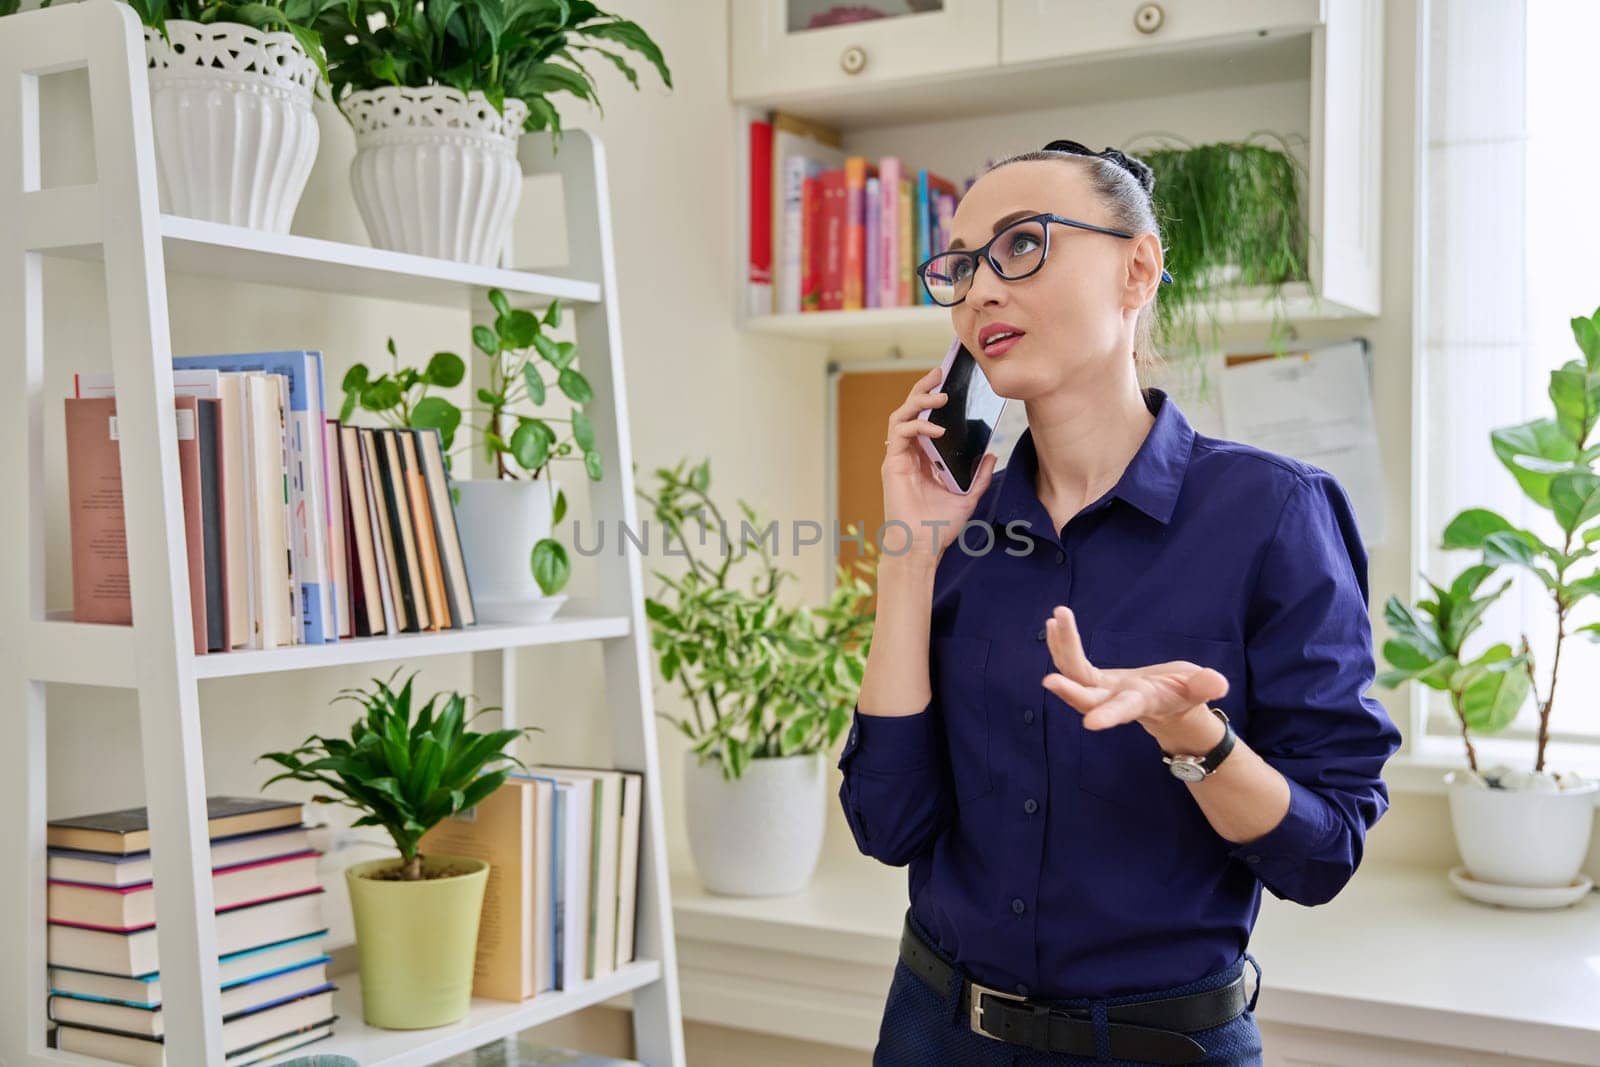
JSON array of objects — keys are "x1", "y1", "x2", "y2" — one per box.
[{"x1": 837, "y1": 140, "x2": 1403, "y2": 1066}]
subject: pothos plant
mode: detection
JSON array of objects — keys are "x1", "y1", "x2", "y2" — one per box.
[
  {"x1": 639, "y1": 459, "x2": 878, "y2": 781},
  {"x1": 258, "y1": 669, "x2": 537, "y2": 881},
  {"x1": 1379, "y1": 305, "x2": 1600, "y2": 780},
  {"x1": 340, "y1": 287, "x2": 601, "y2": 597},
  {"x1": 315, "y1": 0, "x2": 672, "y2": 145}
]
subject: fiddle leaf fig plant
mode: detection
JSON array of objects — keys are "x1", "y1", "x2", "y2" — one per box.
[
  {"x1": 258, "y1": 669, "x2": 537, "y2": 881},
  {"x1": 1379, "y1": 304, "x2": 1600, "y2": 778},
  {"x1": 340, "y1": 287, "x2": 599, "y2": 596},
  {"x1": 639, "y1": 459, "x2": 877, "y2": 780}
]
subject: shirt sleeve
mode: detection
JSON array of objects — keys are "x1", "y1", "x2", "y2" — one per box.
[
  {"x1": 1232, "y1": 469, "x2": 1404, "y2": 906},
  {"x1": 836, "y1": 696, "x2": 956, "y2": 867}
]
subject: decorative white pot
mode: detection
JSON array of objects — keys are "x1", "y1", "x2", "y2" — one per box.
[
  {"x1": 684, "y1": 750, "x2": 826, "y2": 897},
  {"x1": 1446, "y1": 769, "x2": 1598, "y2": 888},
  {"x1": 143, "y1": 21, "x2": 319, "y2": 233},
  {"x1": 452, "y1": 478, "x2": 566, "y2": 623},
  {"x1": 340, "y1": 86, "x2": 528, "y2": 265}
]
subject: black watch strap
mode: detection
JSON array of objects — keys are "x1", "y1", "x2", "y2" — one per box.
[{"x1": 1163, "y1": 707, "x2": 1235, "y2": 773}]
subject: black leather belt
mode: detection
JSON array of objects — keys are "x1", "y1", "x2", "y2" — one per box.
[{"x1": 899, "y1": 912, "x2": 1248, "y2": 1064}]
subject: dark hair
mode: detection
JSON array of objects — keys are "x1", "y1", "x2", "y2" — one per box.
[{"x1": 986, "y1": 141, "x2": 1165, "y2": 377}]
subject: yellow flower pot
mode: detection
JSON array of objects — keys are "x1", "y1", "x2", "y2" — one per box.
[{"x1": 345, "y1": 854, "x2": 490, "y2": 1028}]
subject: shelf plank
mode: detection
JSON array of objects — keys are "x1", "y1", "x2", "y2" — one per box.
[
  {"x1": 45, "y1": 215, "x2": 602, "y2": 310},
  {"x1": 193, "y1": 616, "x2": 630, "y2": 679},
  {"x1": 741, "y1": 284, "x2": 1371, "y2": 351},
  {"x1": 266, "y1": 960, "x2": 662, "y2": 1067}
]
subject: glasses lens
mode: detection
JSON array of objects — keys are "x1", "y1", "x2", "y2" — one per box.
[
  {"x1": 991, "y1": 218, "x2": 1047, "y2": 279},
  {"x1": 922, "y1": 253, "x2": 974, "y2": 306}
]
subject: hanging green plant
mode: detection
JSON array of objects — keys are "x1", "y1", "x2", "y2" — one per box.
[{"x1": 1135, "y1": 134, "x2": 1312, "y2": 380}]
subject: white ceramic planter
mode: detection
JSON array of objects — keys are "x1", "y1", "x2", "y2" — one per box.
[
  {"x1": 452, "y1": 478, "x2": 566, "y2": 623},
  {"x1": 143, "y1": 21, "x2": 319, "y2": 233},
  {"x1": 340, "y1": 86, "x2": 528, "y2": 265},
  {"x1": 684, "y1": 750, "x2": 826, "y2": 897},
  {"x1": 1446, "y1": 769, "x2": 1598, "y2": 888}
]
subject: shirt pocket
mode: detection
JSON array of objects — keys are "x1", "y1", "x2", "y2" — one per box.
[
  {"x1": 1077, "y1": 628, "x2": 1248, "y2": 816},
  {"x1": 931, "y1": 634, "x2": 994, "y2": 804}
]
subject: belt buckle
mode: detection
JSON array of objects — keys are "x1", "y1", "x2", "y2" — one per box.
[{"x1": 968, "y1": 980, "x2": 1030, "y2": 1041}]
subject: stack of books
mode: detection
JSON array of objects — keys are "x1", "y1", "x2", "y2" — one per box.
[
  {"x1": 65, "y1": 350, "x2": 477, "y2": 654},
  {"x1": 45, "y1": 797, "x2": 336, "y2": 1065},
  {"x1": 746, "y1": 110, "x2": 978, "y2": 316},
  {"x1": 420, "y1": 767, "x2": 645, "y2": 1001}
]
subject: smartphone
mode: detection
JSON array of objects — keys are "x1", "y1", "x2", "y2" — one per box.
[{"x1": 917, "y1": 337, "x2": 1007, "y2": 495}]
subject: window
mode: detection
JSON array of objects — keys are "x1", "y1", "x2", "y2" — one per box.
[{"x1": 1420, "y1": 0, "x2": 1600, "y2": 751}]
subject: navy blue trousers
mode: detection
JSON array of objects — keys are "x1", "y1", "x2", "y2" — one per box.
[{"x1": 873, "y1": 914, "x2": 1265, "y2": 1066}]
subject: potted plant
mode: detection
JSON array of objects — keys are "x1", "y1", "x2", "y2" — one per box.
[
  {"x1": 639, "y1": 459, "x2": 876, "y2": 896},
  {"x1": 259, "y1": 670, "x2": 534, "y2": 1028},
  {"x1": 1379, "y1": 305, "x2": 1600, "y2": 905},
  {"x1": 314, "y1": 0, "x2": 672, "y2": 264},
  {"x1": 1135, "y1": 136, "x2": 1311, "y2": 392},
  {"x1": 340, "y1": 287, "x2": 600, "y2": 622}
]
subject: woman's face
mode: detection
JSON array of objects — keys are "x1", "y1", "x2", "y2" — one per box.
[{"x1": 946, "y1": 161, "x2": 1151, "y2": 401}]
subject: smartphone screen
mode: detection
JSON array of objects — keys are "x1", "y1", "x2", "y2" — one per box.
[{"x1": 925, "y1": 343, "x2": 1006, "y2": 493}]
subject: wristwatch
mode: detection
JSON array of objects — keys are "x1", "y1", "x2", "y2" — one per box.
[{"x1": 1161, "y1": 707, "x2": 1235, "y2": 782}]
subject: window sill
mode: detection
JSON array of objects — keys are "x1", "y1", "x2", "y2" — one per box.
[{"x1": 671, "y1": 850, "x2": 1600, "y2": 1060}]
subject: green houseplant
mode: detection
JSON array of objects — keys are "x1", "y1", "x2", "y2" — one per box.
[
  {"x1": 1136, "y1": 136, "x2": 1311, "y2": 391},
  {"x1": 639, "y1": 458, "x2": 876, "y2": 895},
  {"x1": 313, "y1": 0, "x2": 672, "y2": 263},
  {"x1": 260, "y1": 670, "x2": 535, "y2": 1027},
  {"x1": 1377, "y1": 304, "x2": 1600, "y2": 898},
  {"x1": 341, "y1": 287, "x2": 600, "y2": 618}
]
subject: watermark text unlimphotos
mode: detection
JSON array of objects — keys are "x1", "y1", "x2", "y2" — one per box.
[{"x1": 571, "y1": 514, "x2": 1041, "y2": 559}]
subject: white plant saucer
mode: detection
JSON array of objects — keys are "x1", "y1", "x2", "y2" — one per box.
[{"x1": 1448, "y1": 865, "x2": 1594, "y2": 909}]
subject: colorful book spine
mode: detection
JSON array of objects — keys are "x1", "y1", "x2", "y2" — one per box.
[
  {"x1": 801, "y1": 173, "x2": 823, "y2": 312},
  {"x1": 877, "y1": 157, "x2": 901, "y2": 308},
  {"x1": 843, "y1": 156, "x2": 876, "y2": 310}
]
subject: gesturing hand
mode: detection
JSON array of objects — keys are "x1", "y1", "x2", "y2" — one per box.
[{"x1": 1041, "y1": 606, "x2": 1229, "y2": 736}]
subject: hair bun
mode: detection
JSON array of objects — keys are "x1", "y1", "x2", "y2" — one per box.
[{"x1": 1041, "y1": 139, "x2": 1155, "y2": 196}]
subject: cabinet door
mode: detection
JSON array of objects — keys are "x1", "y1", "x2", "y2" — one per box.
[
  {"x1": 731, "y1": 0, "x2": 1000, "y2": 103},
  {"x1": 1000, "y1": 0, "x2": 1323, "y2": 65}
]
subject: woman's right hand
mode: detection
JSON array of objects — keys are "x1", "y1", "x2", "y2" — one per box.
[{"x1": 881, "y1": 365, "x2": 999, "y2": 566}]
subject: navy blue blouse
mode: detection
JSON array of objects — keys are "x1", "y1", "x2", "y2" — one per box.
[{"x1": 837, "y1": 385, "x2": 1402, "y2": 1000}]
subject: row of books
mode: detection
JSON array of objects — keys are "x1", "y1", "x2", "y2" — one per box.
[
  {"x1": 747, "y1": 111, "x2": 978, "y2": 316},
  {"x1": 421, "y1": 766, "x2": 645, "y2": 1001},
  {"x1": 45, "y1": 797, "x2": 334, "y2": 1066},
  {"x1": 65, "y1": 350, "x2": 477, "y2": 653}
]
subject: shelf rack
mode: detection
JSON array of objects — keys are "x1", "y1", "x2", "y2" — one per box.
[{"x1": 0, "y1": 3, "x2": 686, "y2": 1064}]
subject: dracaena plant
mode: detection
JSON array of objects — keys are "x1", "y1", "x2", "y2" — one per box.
[
  {"x1": 1379, "y1": 305, "x2": 1600, "y2": 777},
  {"x1": 315, "y1": 0, "x2": 672, "y2": 144},
  {"x1": 339, "y1": 288, "x2": 600, "y2": 597},
  {"x1": 259, "y1": 670, "x2": 536, "y2": 880},
  {"x1": 638, "y1": 459, "x2": 878, "y2": 780}
]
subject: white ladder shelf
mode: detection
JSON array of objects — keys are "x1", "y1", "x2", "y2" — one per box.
[{"x1": 0, "y1": 2, "x2": 686, "y2": 1064}]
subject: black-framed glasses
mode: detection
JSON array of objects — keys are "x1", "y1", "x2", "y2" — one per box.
[{"x1": 915, "y1": 211, "x2": 1174, "y2": 308}]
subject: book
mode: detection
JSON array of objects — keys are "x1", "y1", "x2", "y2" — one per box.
[
  {"x1": 338, "y1": 425, "x2": 384, "y2": 636},
  {"x1": 242, "y1": 372, "x2": 295, "y2": 649},
  {"x1": 376, "y1": 428, "x2": 429, "y2": 631},
  {"x1": 898, "y1": 176, "x2": 913, "y2": 305},
  {"x1": 48, "y1": 825, "x2": 314, "y2": 888},
  {"x1": 818, "y1": 168, "x2": 847, "y2": 311},
  {"x1": 172, "y1": 394, "x2": 208, "y2": 655},
  {"x1": 877, "y1": 157, "x2": 902, "y2": 307},
  {"x1": 48, "y1": 929, "x2": 329, "y2": 1004},
  {"x1": 324, "y1": 420, "x2": 351, "y2": 639},
  {"x1": 49, "y1": 850, "x2": 321, "y2": 930},
  {"x1": 47, "y1": 797, "x2": 303, "y2": 856},
  {"x1": 865, "y1": 175, "x2": 880, "y2": 309},
  {"x1": 420, "y1": 777, "x2": 553, "y2": 1000},
  {"x1": 613, "y1": 772, "x2": 642, "y2": 970},
  {"x1": 414, "y1": 427, "x2": 476, "y2": 627},
  {"x1": 400, "y1": 429, "x2": 451, "y2": 630},
  {"x1": 48, "y1": 958, "x2": 329, "y2": 1031},
  {"x1": 48, "y1": 889, "x2": 327, "y2": 977},
  {"x1": 772, "y1": 112, "x2": 844, "y2": 315},
  {"x1": 53, "y1": 987, "x2": 335, "y2": 1064},
  {"x1": 195, "y1": 396, "x2": 230, "y2": 651},
  {"x1": 359, "y1": 427, "x2": 406, "y2": 632},
  {"x1": 747, "y1": 117, "x2": 773, "y2": 317},
  {"x1": 174, "y1": 351, "x2": 335, "y2": 644},
  {"x1": 521, "y1": 773, "x2": 590, "y2": 988},
  {"x1": 843, "y1": 156, "x2": 878, "y2": 310},
  {"x1": 526, "y1": 766, "x2": 621, "y2": 980},
  {"x1": 55, "y1": 1022, "x2": 336, "y2": 1067},
  {"x1": 63, "y1": 398, "x2": 133, "y2": 625}
]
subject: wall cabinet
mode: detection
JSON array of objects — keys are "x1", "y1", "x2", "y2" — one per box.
[{"x1": 999, "y1": 1, "x2": 1323, "y2": 67}]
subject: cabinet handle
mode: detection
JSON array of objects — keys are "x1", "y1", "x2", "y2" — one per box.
[
  {"x1": 840, "y1": 44, "x2": 868, "y2": 75},
  {"x1": 1134, "y1": 3, "x2": 1165, "y2": 34}
]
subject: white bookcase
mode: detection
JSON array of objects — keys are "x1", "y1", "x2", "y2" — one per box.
[{"x1": 0, "y1": 2, "x2": 685, "y2": 1064}]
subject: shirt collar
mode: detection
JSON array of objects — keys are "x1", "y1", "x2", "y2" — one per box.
[{"x1": 990, "y1": 386, "x2": 1196, "y2": 531}]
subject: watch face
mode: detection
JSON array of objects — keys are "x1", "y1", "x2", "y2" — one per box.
[{"x1": 1168, "y1": 759, "x2": 1207, "y2": 782}]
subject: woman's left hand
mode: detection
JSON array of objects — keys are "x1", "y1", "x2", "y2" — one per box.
[{"x1": 1040, "y1": 605, "x2": 1229, "y2": 736}]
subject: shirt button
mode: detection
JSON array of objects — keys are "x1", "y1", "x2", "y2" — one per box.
[
  {"x1": 1023, "y1": 798, "x2": 1038, "y2": 814},
  {"x1": 1246, "y1": 854, "x2": 1261, "y2": 865},
  {"x1": 1035, "y1": 627, "x2": 1046, "y2": 642},
  {"x1": 1011, "y1": 898, "x2": 1026, "y2": 915},
  {"x1": 1023, "y1": 708, "x2": 1035, "y2": 725},
  {"x1": 1055, "y1": 549, "x2": 1065, "y2": 565},
  {"x1": 1016, "y1": 983, "x2": 1030, "y2": 996}
]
